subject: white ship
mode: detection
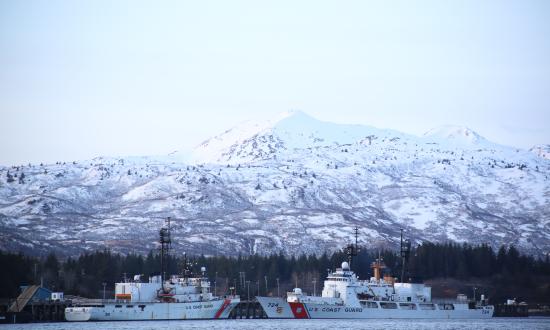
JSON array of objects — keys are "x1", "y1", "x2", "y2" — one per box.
[
  {"x1": 257, "y1": 231, "x2": 494, "y2": 319},
  {"x1": 65, "y1": 218, "x2": 240, "y2": 321},
  {"x1": 65, "y1": 272, "x2": 239, "y2": 321}
]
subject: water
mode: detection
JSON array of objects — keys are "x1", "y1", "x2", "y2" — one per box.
[{"x1": 2, "y1": 318, "x2": 550, "y2": 330}]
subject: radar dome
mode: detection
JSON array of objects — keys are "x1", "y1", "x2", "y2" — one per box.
[{"x1": 341, "y1": 261, "x2": 350, "y2": 270}]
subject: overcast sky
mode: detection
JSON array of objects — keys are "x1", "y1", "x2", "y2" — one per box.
[{"x1": 1, "y1": 0, "x2": 549, "y2": 165}]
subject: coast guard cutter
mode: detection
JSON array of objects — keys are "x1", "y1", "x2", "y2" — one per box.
[
  {"x1": 257, "y1": 230, "x2": 494, "y2": 319},
  {"x1": 65, "y1": 218, "x2": 240, "y2": 321}
]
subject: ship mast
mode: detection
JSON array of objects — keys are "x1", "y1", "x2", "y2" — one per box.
[
  {"x1": 400, "y1": 229, "x2": 411, "y2": 283},
  {"x1": 371, "y1": 250, "x2": 386, "y2": 281},
  {"x1": 346, "y1": 227, "x2": 359, "y2": 269},
  {"x1": 159, "y1": 217, "x2": 172, "y2": 288}
]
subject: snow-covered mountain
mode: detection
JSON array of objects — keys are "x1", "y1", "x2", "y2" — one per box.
[
  {"x1": 192, "y1": 110, "x2": 404, "y2": 164},
  {"x1": 530, "y1": 144, "x2": 550, "y2": 160},
  {"x1": 423, "y1": 125, "x2": 487, "y2": 145},
  {"x1": 1, "y1": 111, "x2": 549, "y2": 257}
]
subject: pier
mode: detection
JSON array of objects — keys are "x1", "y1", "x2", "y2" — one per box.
[
  {"x1": 229, "y1": 301, "x2": 267, "y2": 319},
  {"x1": 1, "y1": 299, "x2": 68, "y2": 324},
  {"x1": 494, "y1": 303, "x2": 529, "y2": 317}
]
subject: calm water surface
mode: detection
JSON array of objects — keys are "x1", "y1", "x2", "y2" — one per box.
[{"x1": 2, "y1": 318, "x2": 550, "y2": 330}]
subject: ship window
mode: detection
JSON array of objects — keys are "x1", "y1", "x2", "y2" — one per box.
[
  {"x1": 126, "y1": 305, "x2": 134, "y2": 308},
  {"x1": 380, "y1": 302, "x2": 398, "y2": 309},
  {"x1": 438, "y1": 304, "x2": 455, "y2": 310},
  {"x1": 399, "y1": 303, "x2": 417, "y2": 310},
  {"x1": 115, "y1": 305, "x2": 122, "y2": 308},
  {"x1": 419, "y1": 303, "x2": 435, "y2": 310},
  {"x1": 360, "y1": 301, "x2": 379, "y2": 308}
]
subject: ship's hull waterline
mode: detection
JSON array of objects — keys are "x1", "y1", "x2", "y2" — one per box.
[
  {"x1": 257, "y1": 297, "x2": 494, "y2": 319},
  {"x1": 65, "y1": 298, "x2": 238, "y2": 321}
]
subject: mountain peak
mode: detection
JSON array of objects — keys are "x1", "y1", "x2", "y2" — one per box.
[
  {"x1": 192, "y1": 111, "x2": 384, "y2": 164},
  {"x1": 277, "y1": 109, "x2": 310, "y2": 119},
  {"x1": 193, "y1": 113, "x2": 500, "y2": 164},
  {"x1": 268, "y1": 110, "x2": 321, "y2": 128},
  {"x1": 423, "y1": 125, "x2": 486, "y2": 144},
  {"x1": 271, "y1": 110, "x2": 328, "y2": 131}
]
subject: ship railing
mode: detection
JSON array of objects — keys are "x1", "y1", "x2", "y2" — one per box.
[
  {"x1": 69, "y1": 298, "x2": 118, "y2": 305},
  {"x1": 218, "y1": 294, "x2": 240, "y2": 301},
  {"x1": 69, "y1": 295, "x2": 241, "y2": 306},
  {"x1": 431, "y1": 298, "x2": 472, "y2": 304}
]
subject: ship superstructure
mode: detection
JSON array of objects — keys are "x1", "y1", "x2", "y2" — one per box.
[
  {"x1": 257, "y1": 230, "x2": 494, "y2": 319},
  {"x1": 65, "y1": 218, "x2": 239, "y2": 321}
]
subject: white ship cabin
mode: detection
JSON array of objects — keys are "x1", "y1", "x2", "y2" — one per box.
[
  {"x1": 392, "y1": 283, "x2": 431, "y2": 303},
  {"x1": 287, "y1": 287, "x2": 343, "y2": 305},
  {"x1": 114, "y1": 267, "x2": 215, "y2": 303}
]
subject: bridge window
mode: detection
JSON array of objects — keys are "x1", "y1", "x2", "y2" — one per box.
[
  {"x1": 399, "y1": 303, "x2": 417, "y2": 310},
  {"x1": 419, "y1": 303, "x2": 435, "y2": 310},
  {"x1": 360, "y1": 301, "x2": 379, "y2": 308},
  {"x1": 438, "y1": 304, "x2": 455, "y2": 310},
  {"x1": 380, "y1": 302, "x2": 398, "y2": 309}
]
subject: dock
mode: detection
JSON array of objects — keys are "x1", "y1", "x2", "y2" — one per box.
[
  {"x1": 494, "y1": 303, "x2": 529, "y2": 317},
  {"x1": 229, "y1": 301, "x2": 267, "y2": 319},
  {"x1": 1, "y1": 299, "x2": 68, "y2": 324}
]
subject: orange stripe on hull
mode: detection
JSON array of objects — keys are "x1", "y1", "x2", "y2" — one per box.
[
  {"x1": 115, "y1": 294, "x2": 131, "y2": 299},
  {"x1": 214, "y1": 299, "x2": 232, "y2": 319}
]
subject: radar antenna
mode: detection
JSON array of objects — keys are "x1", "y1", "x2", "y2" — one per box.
[{"x1": 181, "y1": 252, "x2": 195, "y2": 280}]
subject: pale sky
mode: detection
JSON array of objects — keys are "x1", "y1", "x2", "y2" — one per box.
[{"x1": 1, "y1": 0, "x2": 549, "y2": 165}]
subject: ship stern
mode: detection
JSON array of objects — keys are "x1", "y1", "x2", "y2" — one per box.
[
  {"x1": 214, "y1": 297, "x2": 241, "y2": 319},
  {"x1": 65, "y1": 307, "x2": 92, "y2": 322}
]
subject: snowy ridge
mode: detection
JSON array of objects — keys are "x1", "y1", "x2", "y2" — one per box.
[
  {"x1": 423, "y1": 125, "x2": 487, "y2": 145},
  {"x1": 530, "y1": 144, "x2": 550, "y2": 160},
  {"x1": 192, "y1": 110, "x2": 412, "y2": 164},
  {"x1": 0, "y1": 112, "x2": 549, "y2": 257}
]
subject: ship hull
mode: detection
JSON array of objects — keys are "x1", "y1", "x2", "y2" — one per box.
[
  {"x1": 65, "y1": 298, "x2": 238, "y2": 321},
  {"x1": 257, "y1": 297, "x2": 494, "y2": 319}
]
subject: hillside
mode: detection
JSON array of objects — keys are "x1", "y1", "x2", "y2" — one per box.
[{"x1": 1, "y1": 111, "x2": 548, "y2": 257}]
